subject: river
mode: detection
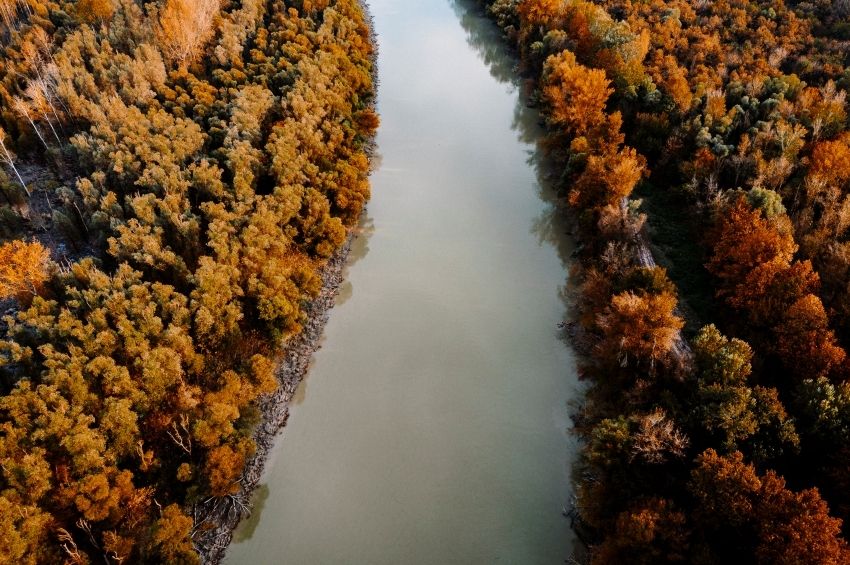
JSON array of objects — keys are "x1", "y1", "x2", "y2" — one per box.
[{"x1": 224, "y1": 1, "x2": 581, "y2": 563}]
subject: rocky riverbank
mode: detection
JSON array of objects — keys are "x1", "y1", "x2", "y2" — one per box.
[
  {"x1": 192, "y1": 237, "x2": 357, "y2": 563},
  {"x1": 193, "y1": 2, "x2": 379, "y2": 562}
]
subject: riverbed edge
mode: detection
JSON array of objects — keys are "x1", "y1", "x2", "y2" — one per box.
[{"x1": 193, "y1": 2, "x2": 379, "y2": 562}]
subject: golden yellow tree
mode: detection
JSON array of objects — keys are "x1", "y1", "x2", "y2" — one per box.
[
  {"x1": 76, "y1": 0, "x2": 115, "y2": 24},
  {"x1": 570, "y1": 147, "x2": 645, "y2": 208},
  {"x1": 518, "y1": 0, "x2": 563, "y2": 28},
  {"x1": 808, "y1": 134, "x2": 850, "y2": 189},
  {"x1": 0, "y1": 240, "x2": 49, "y2": 300},
  {"x1": 157, "y1": 0, "x2": 220, "y2": 65}
]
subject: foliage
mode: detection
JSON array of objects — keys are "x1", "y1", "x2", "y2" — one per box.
[
  {"x1": 0, "y1": 240, "x2": 49, "y2": 300},
  {"x1": 0, "y1": 0, "x2": 375, "y2": 560},
  {"x1": 483, "y1": 0, "x2": 850, "y2": 560}
]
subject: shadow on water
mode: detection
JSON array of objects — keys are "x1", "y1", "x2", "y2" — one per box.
[
  {"x1": 294, "y1": 211, "x2": 377, "y2": 407},
  {"x1": 232, "y1": 484, "x2": 270, "y2": 543},
  {"x1": 451, "y1": 0, "x2": 577, "y2": 319},
  {"x1": 450, "y1": 10, "x2": 588, "y2": 562},
  {"x1": 337, "y1": 213, "x2": 376, "y2": 308},
  {"x1": 291, "y1": 367, "x2": 310, "y2": 405},
  {"x1": 450, "y1": 0, "x2": 519, "y2": 85}
]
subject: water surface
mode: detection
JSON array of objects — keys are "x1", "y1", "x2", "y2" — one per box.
[{"x1": 226, "y1": 1, "x2": 581, "y2": 562}]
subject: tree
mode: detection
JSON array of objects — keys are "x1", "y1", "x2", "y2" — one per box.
[
  {"x1": 204, "y1": 440, "x2": 253, "y2": 496},
  {"x1": 0, "y1": 127, "x2": 28, "y2": 195},
  {"x1": 517, "y1": 0, "x2": 563, "y2": 29},
  {"x1": 630, "y1": 409, "x2": 689, "y2": 464},
  {"x1": 570, "y1": 147, "x2": 645, "y2": 208},
  {"x1": 690, "y1": 331, "x2": 799, "y2": 461},
  {"x1": 775, "y1": 294, "x2": 846, "y2": 379},
  {"x1": 0, "y1": 240, "x2": 49, "y2": 300},
  {"x1": 542, "y1": 49, "x2": 613, "y2": 138},
  {"x1": 0, "y1": 496, "x2": 57, "y2": 565},
  {"x1": 76, "y1": 0, "x2": 115, "y2": 23},
  {"x1": 690, "y1": 449, "x2": 761, "y2": 531},
  {"x1": 796, "y1": 377, "x2": 850, "y2": 440},
  {"x1": 746, "y1": 188, "x2": 786, "y2": 220},
  {"x1": 689, "y1": 449, "x2": 850, "y2": 563},
  {"x1": 0, "y1": 0, "x2": 29, "y2": 31},
  {"x1": 692, "y1": 325, "x2": 753, "y2": 387},
  {"x1": 592, "y1": 498, "x2": 690, "y2": 564},
  {"x1": 596, "y1": 290, "x2": 684, "y2": 369},
  {"x1": 808, "y1": 134, "x2": 850, "y2": 189},
  {"x1": 147, "y1": 504, "x2": 198, "y2": 564},
  {"x1": 0, "y1": 0, "x2": 380, "y2": 561},
  {"x1": 656, "y1": 55, "x2": 692, "y2": 113},
  {"x1": 156, "y1": 0, "x2": 220, "y2": 66},
  {"x1": 756, "y1": 472, "x2": 850, "y2": 564},
  {"x1": 707, "y1": 196, "x2": 797, "y2": 314}
]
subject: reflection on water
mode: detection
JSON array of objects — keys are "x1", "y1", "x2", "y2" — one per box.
[
  {"x1": 349, "y1": 214, "x2": 376, "y2": 267},
  {"x1": 336, "y1": 214, "x2": 376, "y2": 310},
  {"x1": 451, "y1": 0, "x2": 518, "y2": 84},
  {"x1": 290, "y1": 368, "x2": 310, "y2": 406},
  {"x1": 293, "y1": 213, "x2": 375, "y2": 408},
  {"x1": 453, "y1": 0, "x2": 576, "y2": 314},
  {"x1": 334, "y1": 280, "x2": 354, "y2": 308},
  {"x1": 232, "y1": 484, "x2": 270, "y2": 543}
]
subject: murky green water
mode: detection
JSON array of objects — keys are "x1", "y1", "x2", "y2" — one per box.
[{"x1": 225, "y1": 1, "x2": 580, "y2": 563}]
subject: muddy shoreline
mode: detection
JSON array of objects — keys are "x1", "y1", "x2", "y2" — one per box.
[{"x1": 193, "y1": 2, "x2": 378, "y2": 562}]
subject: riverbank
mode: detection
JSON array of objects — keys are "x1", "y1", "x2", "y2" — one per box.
[
  {"x1": 193, "y1": 2, "x2": 379, "y2": 562},
  {"x1": 222, "y1": 0, "x2": 578, "y2": 561},
  {"x1": 193, "y1": 236, "x2": 355, "y2": 563},
  {"x1": 475, "y1": 1, "x2": 850, "y2": 563}
]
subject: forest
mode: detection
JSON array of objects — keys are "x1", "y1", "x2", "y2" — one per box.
[
  {"x1": 481, "y1": 0, "x2": 850, "y2": 562},
  {"x1": 0, "y1": 0, "x2": 376, "y2": 561}
]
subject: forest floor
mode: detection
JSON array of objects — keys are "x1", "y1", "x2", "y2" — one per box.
[
  {"x1": 4, "y1": 159, "x2": 94, "y2": 265},
  {"x1": 633, "y1": 181, "x2": 714, "y2": 338}
]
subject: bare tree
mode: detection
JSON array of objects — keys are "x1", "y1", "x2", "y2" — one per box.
[
  {"x1": 24, "y1": 80, "x2": 62, "y2": 144},
  {"x1": 0, "y1": 0, "x2": 32, "y2": 33},
  {"x1": 631, "y1": 409, "x2": 689, "y2": 464},
  {"x1": 13, "y1": 96, "x2": 50, "y2": 151},
  {"x1": 0, "y1": 127, "x2": 29, "y2": 196}
]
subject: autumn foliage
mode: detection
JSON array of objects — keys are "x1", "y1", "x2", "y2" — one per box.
[
  {"x1": 708, "y1": 196, "x2": 846, "y2": 379},
  {"x1": 596, "y1": 290, "x2": 683, "y2": 369},
  {"x1": 484, "y1": 0, "x2": 850, "y2": 560},
  {"x1": 0, "y1": 240, "x2": 48, "y2": 300},
  {"x1": 0, "y1": 0, "x2": 375, "y2": 561},
  {"x1": 156, "y1": 0, "x2": 220, "y2": 65},
  {"x1": 542, "y1": 50, "x2": 612, "y2": 138}
]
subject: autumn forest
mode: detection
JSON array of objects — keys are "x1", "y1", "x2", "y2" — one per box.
[
  {"x1": 481, "y1": 0, "x2": 850, "y2": 562},
  {"x1": 1, "y1": 0, "x2": 850, "y2": 562},
  {"x1": 0, "y1": 0, "x2": 376, "y2": 561}
]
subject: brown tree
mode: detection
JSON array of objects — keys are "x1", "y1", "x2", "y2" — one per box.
[
  {"x1": 596, "y1": 290, "x2": 684, "y2": 369},
  {"x1": 542, "y1": 49, "x2": 613, "y2": 138}
]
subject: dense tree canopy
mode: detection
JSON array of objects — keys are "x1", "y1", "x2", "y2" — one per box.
[
  {"x1": 483, "y1": 0, "x2": 850, "y2": 561},
  {"x1": 0, "y1": 0, "x2": 375, "y2": 560}
]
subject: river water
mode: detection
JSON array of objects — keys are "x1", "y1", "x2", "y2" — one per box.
[{"x1": 225, "y1": 1, "x2": 580, "y2": 563}]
